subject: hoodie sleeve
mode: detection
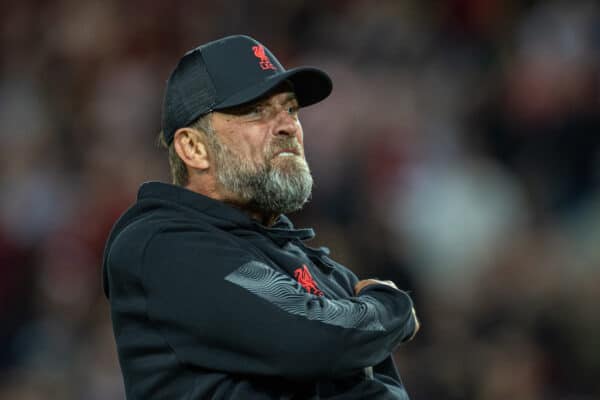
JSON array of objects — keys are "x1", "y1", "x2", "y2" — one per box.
[{"x1": 141, "y1": 229, "x2": 416, "y2": 380}]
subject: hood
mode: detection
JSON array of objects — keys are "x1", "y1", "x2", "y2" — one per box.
[{"x1": 102, "y1": 181, "x2": 316, "y2": 298}]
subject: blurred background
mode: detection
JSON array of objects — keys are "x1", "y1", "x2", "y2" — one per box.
[{"x1": 1, "y1": 0, "x2": 599, "y2": 399}]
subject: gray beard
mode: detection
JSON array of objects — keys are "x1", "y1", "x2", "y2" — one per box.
[{"x1": 211, "y1": 138, "x2": 313, "y2": 215}]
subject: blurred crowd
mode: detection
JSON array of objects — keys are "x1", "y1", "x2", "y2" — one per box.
[{"x1": 1, "y1": 0, "x2": 600, "y2": 399}]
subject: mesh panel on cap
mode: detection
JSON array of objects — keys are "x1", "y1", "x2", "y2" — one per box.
[{"x1": 162, "y1": 50, "x2": 217, "y2": 144}]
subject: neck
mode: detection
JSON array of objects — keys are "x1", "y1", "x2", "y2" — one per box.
[
  {"x1": 227, "y1": 201, "x2": 278, "y2": 226},
  {"x1": 185, "y1": 177, "x2": 278, "y2": 227}
]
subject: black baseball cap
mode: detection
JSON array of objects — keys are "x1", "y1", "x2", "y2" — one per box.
[{"x1": 161, "y1": 34, "x2": 332, "y2": 144}]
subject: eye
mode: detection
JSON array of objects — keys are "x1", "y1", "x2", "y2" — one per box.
[{"x1": 287, "y1": 105, "x2": 299, "y2": 115}]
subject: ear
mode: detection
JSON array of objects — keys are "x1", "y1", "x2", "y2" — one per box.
[{"x1": 173, "y1": 128, "x2": 210, "y2": 171}]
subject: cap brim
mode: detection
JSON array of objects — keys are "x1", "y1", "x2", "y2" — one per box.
[{"x1": 213, "y1": 67, "x2": 332, "y2": 111}]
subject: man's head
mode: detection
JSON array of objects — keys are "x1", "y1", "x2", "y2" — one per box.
[{"x1": 159, "y1": 35, "x2": 332, "y2": 219}]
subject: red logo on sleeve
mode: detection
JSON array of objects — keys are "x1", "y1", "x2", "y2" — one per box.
[
  {"x1": 252, "y1": 45, "x2": 276, "y2": 71},
  {"x1": 294, "y1": 265, "x2": 324, "y2": 296}
]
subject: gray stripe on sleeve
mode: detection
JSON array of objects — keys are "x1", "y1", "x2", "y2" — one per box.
[{"x1": 224, "y1": 261, "x2": 385, "y2": 332}]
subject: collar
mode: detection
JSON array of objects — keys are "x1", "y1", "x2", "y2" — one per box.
[
  {"x1": 138, "y1": 181, "x2": 315, "y2": 245},
  {"x1": 255, "y1": 215, "x2": 315, "y2": 247}
]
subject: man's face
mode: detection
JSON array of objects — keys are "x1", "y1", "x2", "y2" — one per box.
[{"x1": 208, "y1": 90, "x2": 313, "y2": 215}]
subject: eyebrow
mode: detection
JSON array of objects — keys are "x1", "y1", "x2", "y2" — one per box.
[
  {"x1": 260, "y1": 92, "x2": 297, "y2": 106},
  {"x1": 282, "y1": 93, "x2": 297, "y2": 103}
]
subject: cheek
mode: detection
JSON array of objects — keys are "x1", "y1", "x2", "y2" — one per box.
[
  {"x1": 238, "y1": 130, "x2": 270, "y2": 163},
  {"x1": 296, "y1": 122, "x2": 304, "y2": 145}
]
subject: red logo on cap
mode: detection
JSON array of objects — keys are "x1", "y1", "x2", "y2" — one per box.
[{"x1": 252, "y1": 45, "x2": 276, "y2": 71}]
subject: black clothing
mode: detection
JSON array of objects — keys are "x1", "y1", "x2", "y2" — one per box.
[{"x1": 103, "y1": 182, "x2": 416, "y2": 399}]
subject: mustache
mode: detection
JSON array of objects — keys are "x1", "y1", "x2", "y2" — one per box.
[{"x1": 268, "y1": 138, "x2": 302, "y2": 156}]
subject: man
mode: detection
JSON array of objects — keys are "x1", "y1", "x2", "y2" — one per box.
[{"x1": 102, "y1": 35, "x2": 419, "y2": 399}]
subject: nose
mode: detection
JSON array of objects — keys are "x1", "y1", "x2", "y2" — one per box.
[{"x1": 273, "y1": 109, "x2": 301, "y2": 141}]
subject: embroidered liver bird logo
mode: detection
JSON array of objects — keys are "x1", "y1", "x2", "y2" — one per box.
[
  {"x1": 294, "y1": 265, "x2": 324, "y2": 296},
  {"x1": 252, "y1": 45, "x2": 276, "y2": 70}
]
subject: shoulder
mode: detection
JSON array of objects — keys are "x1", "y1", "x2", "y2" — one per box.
[
  {"x1": 105, "y1": 206, "x2": 219, "y2": 275},
  {"x1": 141, "y1": 226, "x2": 255, "y2": 274}
]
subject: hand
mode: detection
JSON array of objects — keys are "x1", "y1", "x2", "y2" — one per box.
[
  {"x1": 355, "y1": 279, "x2": 421, "y2": 340},
  {"x1": 408, "y1": 307, "x2": 420, "y2": 341},
  {"x1": 354, "y1": 279, "x2": 399, "y2": 295}
]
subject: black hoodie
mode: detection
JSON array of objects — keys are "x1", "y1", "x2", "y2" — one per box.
[{"x1": 102, "y1": 182, "x2": 416, "y2": 399}]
